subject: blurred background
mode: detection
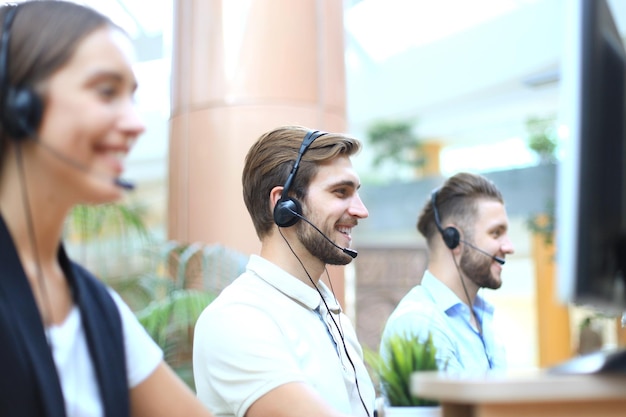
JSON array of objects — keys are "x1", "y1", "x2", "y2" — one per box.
[{"x1": 49, "y1": 0, "x2": 626, "y2": 379}]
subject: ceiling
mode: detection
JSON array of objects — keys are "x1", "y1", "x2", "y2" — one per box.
[
  {"x1": 344, "y1": 0, "x2": 626, "y2": 175},
  {"x1": 51, "y1": 0, "x2": 626, "y2": 177},
  {"x1": 77, "y1": 0, "x2": 626, "y2": 176}
]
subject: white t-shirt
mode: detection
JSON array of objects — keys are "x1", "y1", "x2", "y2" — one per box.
[
  {"x1": 193, "y1": 255, "x2": 375, "y2": 417},
  {"x1": 47, "y1": 290, "x2": 163, "y2": 417}
]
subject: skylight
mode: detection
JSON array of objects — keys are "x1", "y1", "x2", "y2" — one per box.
[{"x1": 344, "y1": 0, "x2": 539, "y2": 62}]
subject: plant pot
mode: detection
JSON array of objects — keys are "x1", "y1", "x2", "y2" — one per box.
[{"x1": 379, "y1": 406, "x2": 441, "y2": 417}]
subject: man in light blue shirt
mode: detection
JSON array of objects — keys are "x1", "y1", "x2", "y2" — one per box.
[{"x1": 380, "y1": 172, "x2": 515, "y2": 373}]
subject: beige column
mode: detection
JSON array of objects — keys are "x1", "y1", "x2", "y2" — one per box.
[{"x1": 169, "y1": 0, "x2": 348, "y2": 299}]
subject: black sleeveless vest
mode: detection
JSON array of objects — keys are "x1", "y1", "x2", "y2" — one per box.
[{"x1": 0, "y1": 216, "x2": 130, "y2": 417}]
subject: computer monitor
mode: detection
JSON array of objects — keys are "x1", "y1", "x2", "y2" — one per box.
[
  {"x1": 557, "y1": 0, "x2": 626, "y2": 314},
  {"x1": 552, "y1": 0, "x2": 626, "y2": 373}
]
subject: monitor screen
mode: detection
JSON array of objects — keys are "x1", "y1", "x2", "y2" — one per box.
[{"x1": 557, "y1": 0, "x2": 626, "y2": 315}]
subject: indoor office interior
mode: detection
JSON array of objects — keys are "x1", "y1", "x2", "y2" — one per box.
[{"x1": 63, "y1": 0, "x2": 626, "y2": 377}]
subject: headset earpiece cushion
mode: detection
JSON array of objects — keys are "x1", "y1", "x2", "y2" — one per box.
[
  {"x1": 273, "y1": 197, "x2": 302, "y2": 228},
  {"x1": 3, "y1": 86, "x2": 42, "y2": 140},
  {"x1": 442, "y1": 226, "x2": 460, "y2": 250}
]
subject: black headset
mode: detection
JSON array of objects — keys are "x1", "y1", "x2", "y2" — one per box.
[
  {"x1": 0, "y1": 4, "x2": 43, "y2": 141},
  {"x1": 273, "y1": 129, "x2": 327, "y2": 227},
  {"x1": 431, "y1": 188, "x2": 461, "y2": 250}
]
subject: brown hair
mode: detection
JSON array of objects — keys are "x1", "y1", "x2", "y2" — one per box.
[
  {"x1": 242, "y1": 125, "x2": 362, "y2": 239},
  {"x1": 0, "y1": 1, "x2": 118, "y2": 163},
  {"x1": 417, "y1": 172, "x2": 504, "y2": 244}
]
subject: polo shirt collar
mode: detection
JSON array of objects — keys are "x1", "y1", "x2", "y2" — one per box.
[
  {"x1": 422, "y1": 270, "x2": 494, "y2": 315},
  {"x1": 247, "y1": 255, "x2": 341, "y2": 313},
  {"x1": 421, "y1": 270, "x2": 462, "y2": 313}
]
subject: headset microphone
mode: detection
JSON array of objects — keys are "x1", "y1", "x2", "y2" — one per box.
[
  {"x1": 288, "y1": 208, "x2": 358, "y2": 259},
  {"x1": 461, "y1": 239, "x2": 505, "y2": 265},
  {"x1": 113, "y1": 178, "x2": 135, "y2": 191},
  {"x1": 37, "y1": 139, "x2": 135, "y2": 191}
]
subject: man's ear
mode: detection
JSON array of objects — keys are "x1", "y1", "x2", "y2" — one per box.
[{"x1": 269, "y1": 186, "x2": 284, "y2": 210}]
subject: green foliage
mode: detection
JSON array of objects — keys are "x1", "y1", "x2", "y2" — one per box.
[
  {"x1": 68, "y1": 202, "x2": 151, "y2": 241},
  {"x1": 64, "y1": 203, "x2": 247, "y2": 389},
  {"x1": 366, "y1": 119, "x2": 424, "y2": 168},
  {"x1": 65, "y1": 202, "x2": 155, "y2": 294},
  {"x1": 136, "y1": 285, "x2": 215, "y2": 388},
  {"x1": 524, "y1": 116, "x2": 558, "y2": 245},
  {"x1": 526, "y1": 200, "x2": 555, "y2": 246},
  {"x1": 365, "y1": 333, "x2": 439, "y2": 407},
  {"x1": 137, "y1": 288, "x2": 214, "y2": 349},
  {"x1": 131, "y1": 241, "x2": 246, "y2": 389},
  {"x1": 526, "y1": 115, "x2": 558, "y2": 164}
]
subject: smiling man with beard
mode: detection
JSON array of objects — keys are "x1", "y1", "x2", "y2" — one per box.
[
  {"x1": 193, "y1": 126, "x2": 375, "y2": 417},
  {"x1": 381, "y1": 172, "x2": 515, "y2": 373}
]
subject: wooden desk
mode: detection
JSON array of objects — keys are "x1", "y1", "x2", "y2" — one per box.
[{"x1": 411, "y1": 370, "x2": 626, "y2": 417}]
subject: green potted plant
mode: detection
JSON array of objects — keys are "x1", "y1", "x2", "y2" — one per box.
[
  {"x1": 525, "y1": 115, "x2": 558, "y2": 165},
  {"x1": 366, "y1": 332, "x2": 441, "y2": 417}
]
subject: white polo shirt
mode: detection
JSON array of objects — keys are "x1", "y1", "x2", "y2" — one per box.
[{"x1": 193, "y1": 255, "x2": 375, "y2": 417}]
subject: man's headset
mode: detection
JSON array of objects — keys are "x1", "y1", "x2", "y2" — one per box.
[
  {"x1": 273, "y1": 129, "x2": 327, "y2": 228},
  {"x1": 431, "y1": 188, "x2": 461, "y2": 249},
  {"x1": 0, "y1": 5, "x2": 44, "y2": 141}
]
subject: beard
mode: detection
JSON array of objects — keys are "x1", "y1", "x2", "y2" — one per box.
[
  {"x1": 295, "y1": 217, "x2": 353, "y2": 265},
  {"x1": 459, "y1": 243, "x2": 501, "y2": 289}
]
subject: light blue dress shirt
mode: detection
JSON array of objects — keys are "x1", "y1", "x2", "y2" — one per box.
[{"x1": 380, "y1": 270, "x2": 506, "y2": 373}]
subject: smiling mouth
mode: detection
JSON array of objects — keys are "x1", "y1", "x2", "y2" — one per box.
[{"x1": 336, "y1": 226, "x2": 354, "y2": 242}]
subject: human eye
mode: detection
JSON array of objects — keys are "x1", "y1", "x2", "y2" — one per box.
[
  {"x1": 333, "y1": 187, "x2": 349, "y2": 198},
  {"x1": 331, "y1": 180, "x2": 358, "y2": 198},
  {"x1": 95, "y1": 82, "x2": 118, "y2": 100}
]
